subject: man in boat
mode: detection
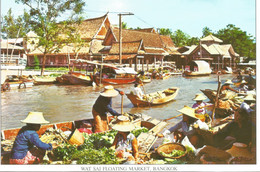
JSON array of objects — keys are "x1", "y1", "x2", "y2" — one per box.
[
  {"x1": 213, "y1": 108, "x2": 256, "y2": 150},
  {"x1": 192, "y1": 93, "x2": 213, "y2": 122},
  {"x1": 238, "y1": 80, "x2": 248, "y2": 92},
  {"x1": 157, "y1": 106, "x2": 209, "y2": 148},
  {"x1": 133, "y1": 83, "x2": 144, "y2": 100},
  {"x1": 9, "y1": 112, "x2": 56, "y2": 164},
  {"x1": 135, "y1": 71, "x2": 145, "y2": 84},
  {"x1": 220, "y1": 79, "x2": 239, "y2": 94},
  {"x1": 92, "y1": 85, "x2": 124, "y2": 133}
]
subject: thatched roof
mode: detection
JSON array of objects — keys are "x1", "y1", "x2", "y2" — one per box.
[
  {"x1": 109, "y1": 27, "x2": 164, "y2": 48},
  {"x1": 109, "y1": 40, "x2": 142, "y2": 54},
  {"x1": 159, "y1": 35, "x2": 181, "y2": 55},
  {"x1": 200, "y1": 34, "x2": 223, "y2": 43}
]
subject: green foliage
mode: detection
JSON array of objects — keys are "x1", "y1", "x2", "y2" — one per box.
[
  {"x1": 171, "y1": 29, "x2": 190, "y2": 47},
  {"x1": 159, "y1": 28, "x2": 172, "y2": 36},
  {"x1": 34, "y1": 55, "x2": 40, "y2": 69},
  {"x1": 202, "y1": 27, "x2": 212, "y2": 38},
  {"x1": 215, "y1": 24, "x2": 256, "y2": 59},
  {"x1": 53, "y1": 130, "x2": 119, "y2": 164},
  {"x1": 186, "y1": 37, "x2": 199, "y2": 46}
]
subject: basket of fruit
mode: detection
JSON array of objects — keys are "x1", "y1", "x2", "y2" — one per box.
[{"x1": 157, "y1": 143, "x2": 187, "y2": 159}]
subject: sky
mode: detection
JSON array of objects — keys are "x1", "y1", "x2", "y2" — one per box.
[{"x1": 1, "y1": 0, "x2": 256, "y2": 38}]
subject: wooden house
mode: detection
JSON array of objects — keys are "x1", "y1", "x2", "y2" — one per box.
[
  {"x1": 26, "y1": 14, "x2": 111, "y2": 68},
  {"x1": 182, "y1": 35, "x2": 239, "y2": 71}
]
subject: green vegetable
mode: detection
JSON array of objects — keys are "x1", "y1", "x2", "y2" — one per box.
[
  {"x1": 161, "y1": 149, "x2": 185, "y2": 158},
  {"x1": 131, "y1": 127, "x2": 148, "y2": 137}
]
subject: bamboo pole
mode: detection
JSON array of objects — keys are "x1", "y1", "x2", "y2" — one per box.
[
  {"x1": 163, "y1": 114, "x2": 182, "y2": 121},
  {"x1": 212, "y1": 75, "x2": 222, "y2": 122}
]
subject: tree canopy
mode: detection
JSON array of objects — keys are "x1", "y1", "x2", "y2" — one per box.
[{"x1": 14, "y1": 0, "x2": 86, "y2": 75}]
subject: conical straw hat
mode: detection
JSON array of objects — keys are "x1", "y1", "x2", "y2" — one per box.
[
  {"x1": 244, "y1": 94, "x2": 255, "y2": 101},
  {"x1": 21, "y1": 112, "x2": 49, "y2": 124},
  {"x1": 241, "y1": 80, "x2": 247, "y2": 84},
  {"x1": 111, "y1": 116, "x2": 135, "y2": 132},
  {"x1": 177, "y1": 105, "x2": 199, "y2": 119},
  {"x1": 226, "y1": 142, "x2": 253, "y2": 158},
  {"x1": 100, "y1": 85, "x2": 119, "y2": 97},
  {"x1": 224, "y1": 79, "x2": 233, "y2": 85},
  {"x1": 193, "y1": 93, "x2": 207, "y2": 101}
]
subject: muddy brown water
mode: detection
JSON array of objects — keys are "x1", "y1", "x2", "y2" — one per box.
[{"x1": 1, "y1": 74, "x2": 235, "y2": 130}]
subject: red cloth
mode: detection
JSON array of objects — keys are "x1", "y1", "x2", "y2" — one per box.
[
  {"x1": 78, "y1": 128, "x2": 92, "y2": 134},
  {"x1": 9, "y1": 151, "x2": 40, "y2": 164}
]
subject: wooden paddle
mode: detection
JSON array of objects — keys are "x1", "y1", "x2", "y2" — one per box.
[
  {"x1": 163, "y1": 114, "x2": 182, "y2": 121},
  {"x1": 121, "y1": 94, "x2": 124, "y2": 114}
]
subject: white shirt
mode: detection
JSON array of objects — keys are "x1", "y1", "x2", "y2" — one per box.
[
  {"x1": 163, "y1": 119, "x2": 209, "y2": 136},
  {"x1": 240, "y1": 102, "x2": 254, "y2": 114},
  {"x1": 133, "y1": 87, "x2": 144, "y2": 99}
]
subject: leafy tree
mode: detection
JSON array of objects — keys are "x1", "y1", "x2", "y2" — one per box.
[
  {"x1": 202, "y1": 27, "x2": 212, "y2": 38},
  {"x1": 159, "y1": 28, "x2": 172, "y2": 36},
  {"x1": 186, "y1": 37, "x2": 199, "y2": 46},
  {"x1": 15, "y1": 0, "x2": 85, "y2": 75},
  {"x1": 122, "y1": 22, "x2": 128, "y2": 29},
  {"x1": 215, "y1": 24, "x2": 255, "y2": 59},
  {"x1": 171, "y1": 29, "x2": 190, "y2": 47}
]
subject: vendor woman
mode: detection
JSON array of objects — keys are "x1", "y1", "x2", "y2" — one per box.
[
  {"x1": 158, "y1": 106, "x2": 209, "y2": 148},
  {"x1": 10, "y1": 112, "x2": 54, "y2": 164},
  {"x1": 111, "y1": 116, "x2": 138, "y2": 161},
  {"x1": 92, "y1": 85, "x2": 124, "y2": 133}
]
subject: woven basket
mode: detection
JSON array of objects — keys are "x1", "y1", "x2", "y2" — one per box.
[
  {"x1": 157, "y1": 143, "x2": 187, "y2": 159},
  {"x1": 68, "y1": 129, "x2": 84, "y2": 146}
]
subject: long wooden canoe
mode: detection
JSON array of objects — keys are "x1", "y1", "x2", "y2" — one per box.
[
  {"x1": 59, "y1": 72, "x2": 93, "y2": 86},
  {"x1": 184, "y1": 71, "x2": 211, "y2": 76},
  {"x1": 93, "y1": 75, "x2": 136, "y2": 85},
  {"x1": 126, "y1": 87, "x2": 179, "y2": 107}
]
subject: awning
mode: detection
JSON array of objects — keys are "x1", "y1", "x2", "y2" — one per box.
[
  {"x1": 114, "y1": 67, "x2": 137, "y2": 74},
  {"x1": 191, "y1": 60, "x2": 212, "y2": 73}
]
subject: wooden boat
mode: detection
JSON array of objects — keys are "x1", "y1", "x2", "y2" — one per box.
[
  {"x1": 58, "y1": 72, "x2": 92, "y2": 86},
  {"x1": 33, "y1": 77, "x2": 56, "y2": 85},
  {"x1": 2, "y1": 76, "x2": 34, "y2": 90},
  {"x1": 126, "y1": 87, "x2": 179, "y2": 107},
  {"x1": 156, "y1": 73, "x2": 171, "y2": 80},
  {"x1": 1, "y1": 113, "x2": 168, "y2": 164},
  {"x1": 184, "y1": 60, "x2": 212, "y2": 76},
  {"x1": 93, "y1": 74, "x2": 136, "y2": 85},
  {"x1": 141, "y1": 78, "x2": 152, "y2": 83},
  {"x1": 221, "y1": 67, "x2": 233, "y2": 74}
]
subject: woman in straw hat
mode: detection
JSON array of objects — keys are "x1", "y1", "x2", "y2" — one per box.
[
  {"x1": 220, "y1": 79, "x2": 239, "y2": 94},
  {"x1": 213, "y1": 108, "x2": 256, "y2": 150},
  {"x1": 158, "y1": 106, "x2": 209, "y2": 148},
  {"x1": 92, "y1": 85, "x2": 124, "y2": 133},
  {"x1": 192, "y1": 93, "x2": 213, "y2": 115},
  {"x1": 110, "y1": 116, "x2": 138, "y2": 162},
  {"x1": 238, "y1": 80, "x2": 248, "y2": 92},
  {"x1": 10, "y1": 112, "x2": 55, "y2": 164}
]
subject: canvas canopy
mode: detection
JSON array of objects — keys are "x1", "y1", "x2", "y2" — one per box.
[
  {"x1": 191, "y1": 60, "x2": 212, "y2": 73},
  {"x1": 114, "y1": 67, "x2": 137, "y2": 74}
]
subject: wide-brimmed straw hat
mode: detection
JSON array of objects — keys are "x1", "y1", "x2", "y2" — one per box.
[
  {"x1": 100, "y1": 85, "x2": 119, "y2": 97},
  {"x1": 244, "y1": 94, "x2": 255, "y2": 101},
  {"x1": 193, "y1": 93, "x2": 207, "y2": 101},
  {"x1": 224, "y1": 79, "x2": 233, "y2": 85},
  {"x1": 226, "y1": 142, "x2": 253, "y2": 158},
  {"x1": 177, "y1": 106, "x2": 199, "y2": 119},
  {"x1": 21, "y1": 112, "x2": 49, "y2": 124},
  {"x1": 111, "y1": 116, "x2": 135, "y2": 132}
]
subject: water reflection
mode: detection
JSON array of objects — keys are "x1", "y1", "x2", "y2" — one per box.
[{"x1": 1, "y1": 74, "x2": 235, "y2": 129}]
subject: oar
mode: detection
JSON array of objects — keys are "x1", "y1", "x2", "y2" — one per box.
[
  {"x1": 163, "y1": 114, "x2": 182, "y2": 121},
  {"x1": 121, "y1": 94, "x2": 124, "y2": 114}
]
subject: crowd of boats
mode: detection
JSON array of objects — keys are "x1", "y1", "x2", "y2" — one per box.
[{"x1": 1, "y1": 62, "x2": 257, "y2": 165}]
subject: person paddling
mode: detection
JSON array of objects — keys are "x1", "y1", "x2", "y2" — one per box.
[
  {"x1": 10, "y1": 112, "x2": 55, "y2": 164},
  {"x1": 92, "y1": 85, "x2": 124, "y2": 133}
]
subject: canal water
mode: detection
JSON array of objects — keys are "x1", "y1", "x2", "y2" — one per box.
[{"x1": 1, "y1": 74, "x2": 235, "y2": 129}]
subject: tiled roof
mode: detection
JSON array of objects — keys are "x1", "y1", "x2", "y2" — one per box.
[
  {"x1": 134, "y1": 28, "x2": 156, "y2": 33},
  {"x1": 111, "y1": 27, "x2": 164, "y2": 48},
  {"x1": 200, "y1": 34, "x2": 223, "y2": 43},
  {"x1": 77, "y1": 14, "x2": 109, "y2": 39},
  {"x1": 104, "y1": 54, "x2": 136, "y2": 60},
  {"x1": 159, "y1": 35, "x2": 181, "y2": 55},
  {"x1": 109, "y1": 40, "x2": 142, "y2": 54},
  {"x1": 90, "y1": 39, "x2": 104, "y2": 54},
  {"x1": 144, "y1": 47, "x2": 168, "y2": 55}
]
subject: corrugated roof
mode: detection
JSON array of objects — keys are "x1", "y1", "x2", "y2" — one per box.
[
  {"x1": 1, "y1": 41, "x2": 24, "y2": 50},
  {"x1": 109, "y1": 40, "x2": 142, "y2": 54},
  {"x1": 111, "y1": 27, "x2": 164, "y2": 48},
  {"x1": 200, "y1": 34, "x2": 223, "y2": 43}
]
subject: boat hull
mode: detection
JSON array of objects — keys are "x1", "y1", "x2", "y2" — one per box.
[
  {"x1": 184, "y1": 71, "x2": 211, "y2": 76},
  {"x1": 126, "y1": 87, "x2": 179, "y2": 107},
  {"x1": 94, "y1": 76, "x2": 136, "y2": 85}
]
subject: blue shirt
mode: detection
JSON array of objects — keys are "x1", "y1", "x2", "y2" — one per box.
[
  {"x1": 11, "y1": 126, "x2": 53, "y2": 159},
  {"x1": 93, "y1": 95, "x2": 120, "y2": 117}
]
